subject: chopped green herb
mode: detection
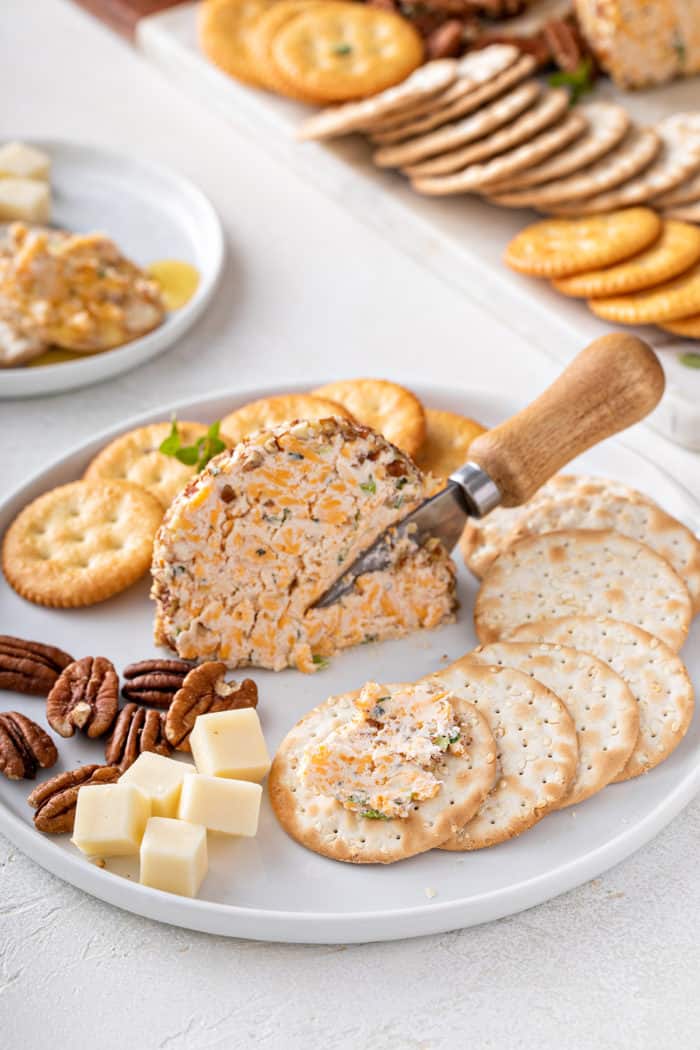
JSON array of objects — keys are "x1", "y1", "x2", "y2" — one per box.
[
  {"x1": 360, "y1": 475, "x2": 376, "y2": 495},
  {"x1": 333, "y1": 43, "x2": 352, "y2": 55},
  {"x1": 548, "y1": 57, "x2": 595, "y2": 104},
  {"x1": 673, "y1": 31, "x2": 686, "y2": 66},
  {"x1": 362, "y1": 633, "x2": 378, "y2": 644},
  {"x1": 312, "y1": 654, "x2": 330, "y2": 669},
  {"x1": 680, "y1": 352, "x2": 700, "y2": 369},
  {"x1": 362, "y1": 808, "x2": 390, "y2": 820},
  {"x1": 159, "y1": 416, "x2": 227, "y2": 472},
  {"x1": 395, "y1": 477, "x2": 408, "y2": 489}
]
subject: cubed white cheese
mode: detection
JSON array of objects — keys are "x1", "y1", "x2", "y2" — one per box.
[
  {"x1": 119, "y1": 752, "x2": 194, "y2": 818},
  {"x1": 0, "y1": 141, "x2": 50, "y2": 180},
  {"x1": 0, "y1": 178, "x2": 50, "y2": 222},
  {"x1": 190, "y1": 708, "x2": 270, "y2": 782},
  {"x1": 178, "y1": 773, "x2": 261, "y2": 836},
  {"x1": 72, "y1": 783, "x2": 151, "y2": 857},
  {"x1": 139, "y1": 816, "x2": 208, "y2": 898}
]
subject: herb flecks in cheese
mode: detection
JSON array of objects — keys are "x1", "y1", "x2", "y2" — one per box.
[
  {"x1": 151, "y1": 418, "x2": 457, "y2": 672},
  {"x1": 300, "y1": 681, "x2": 464, "y2": 819}
]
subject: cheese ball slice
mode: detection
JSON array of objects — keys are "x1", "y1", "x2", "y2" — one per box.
[
  {"x1": 151, "y1": 417, "x2": 457, "y2": 672},
  {"x1": 269, "y1": 679, "x2": 497, "y2": 863}
]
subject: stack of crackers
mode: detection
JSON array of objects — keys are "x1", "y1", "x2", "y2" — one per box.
[
  {"x1": 0, "y1": 379, "x2": 485, "y2": 609},
  {"x1": 198, "y1": 0, "x2": 425, "y2": 102},
  {"x1": 299, "y1": 45, "x2": 700, "y2": 230},
  {"x1": 271, "y1": 472, "x2": 699, "y2": 863},
  {"x1": 506, "y1": 209, "x2": 700, "y2": 338}
]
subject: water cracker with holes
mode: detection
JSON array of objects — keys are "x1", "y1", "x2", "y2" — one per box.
[
  {"x1": 269, "y1": 683, "x2": 497, "y2": 863},
  {"x1": 429, "y1": 659, "x2": 578, "y2": 850},
  {"x1": 510, "y1": 617, "x2": 695, "y2": 782},
  {"x1": 468, "y1": 641, "x2": 638, "y2": 807},
  {"x1": 2, "y1": 480, "x2": 163, "y2": 608},
  {"x1": 474, "y1": 530, "x2": 693, "y2": 652}
]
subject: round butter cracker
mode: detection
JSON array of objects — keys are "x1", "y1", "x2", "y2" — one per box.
[
  {"x1": 413, "y1": 409, "x2": 485, "y2": 480},
  {"x1": 84, "y1": 421, "x2": 229, "y2": 510},
  {"x1": 220, "y1": 393, "x2": 353, "y2": 446},
  {"x1": 553, "y1": 221, "x2": 700, "y2": 298},
  {"x1": 2, "y1": 479, "x2": 163, "y2": 608},
  {"x1": 504, "y1": 208, "x2": 662, "y2": 278},
  {"x1": 311, "y1": 378, "x2": 426, "y2": 457},
  {"x1": 589, "y1": 260, "x2": 700, "y2": 325},
  {"x1": 270, "y1": 3, "x2": 424, "y2": 104},
  {"x1": 198, "y1": 0, "x2": 279, "y2": 86}
]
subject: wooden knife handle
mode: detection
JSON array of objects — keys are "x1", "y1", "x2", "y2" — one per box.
[{"x1": 468, "y1": 333, "x2": 665, "y2": 508}]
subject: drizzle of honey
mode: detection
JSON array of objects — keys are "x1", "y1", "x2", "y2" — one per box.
[
  {"x1": 28, "y1": 348, "x2": 85, "y2": 368},
  {"x1": 147, "y1": 260, "x2": 200, "y2": 311}
]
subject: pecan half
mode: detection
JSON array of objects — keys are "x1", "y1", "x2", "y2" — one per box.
[
  {"x1": 426, "y1": 19, "x2": 465, "y2": 58},
  {"x1": 543, "y1": 16, "x2": 590, "y2": 73},
  {"x1": 46, "y1": 656, "x2": 119, "y2": 739},
  {"x1": 28, "y1": 764, "x2": 120, "y2": 833},
  {"x1": 0, "y1": 635, "x2": 74, "y2": 697},
  {"x1": 104, "y1": 703, "x2": 172, "y2": 771},
  {"x1": 165, "y1": 662, "x2": 258, "y2": 752},
  {"x1": 121, "y1": 658, "x2": 192, "y2": 707},
  {"x1": 0, "y1": 711, "x2": 58, "y2": 780}
]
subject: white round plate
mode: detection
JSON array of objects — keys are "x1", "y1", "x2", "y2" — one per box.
[
  {"x1": 0, "y1": 381, "x2": 698, "y2": 943},
  {"x1": 0, "y1": 139, "x2": 224, "y2": 399}
]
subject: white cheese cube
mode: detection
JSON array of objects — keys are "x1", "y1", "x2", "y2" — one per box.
[
  {"x1": 139, "y1": 817, "x2": 208, "y2": 898},
  {"x1": 178, "y1": 773, "x2": 261, "y2": 836},
  {"x1": 0, "y1": 178, "x2": 50, "y2": 223},
  {"x1": 190, "y1": 708, "x2": 270, "y2": 782},
  {"x1": 72, "y1": 783, "x2": 151, "y2": 857},
  {"x1": 0, "y1": 142, "x2": 50, "y2": 180},
  {"x1": 119, "y1": 752, "x2": 194, "y2": 818}
]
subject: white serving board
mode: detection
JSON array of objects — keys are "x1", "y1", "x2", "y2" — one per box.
[
  {"x1": 0, "y1": 138, "x2": 224, "y2": 399},
  {"x1": 1, "y1": 379, "x2": 699, "y2": 944},
  {"x1": 138, "y1": 2, "x2": 700, "y2": 449}
]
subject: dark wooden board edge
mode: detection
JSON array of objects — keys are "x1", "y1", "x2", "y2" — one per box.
[{"x1": 70, "y1": 0, "x2": 189, "y2": 40}]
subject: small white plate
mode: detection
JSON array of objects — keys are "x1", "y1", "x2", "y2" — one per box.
[
  {"x1": 0, "y1": 138, "x2": 224, "y2": 399},
  {"x1": 0, "y1": 380, "x2": 698, "y2": 943}
]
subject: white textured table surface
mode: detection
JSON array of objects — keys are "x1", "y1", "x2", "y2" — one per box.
[{"x1": 2, "y1": 2, "x2": 700, "y2": 1047}]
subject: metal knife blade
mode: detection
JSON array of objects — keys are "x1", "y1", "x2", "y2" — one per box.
[{"x1": 312, "y1": 464, "x2": 501, "y2": 609}]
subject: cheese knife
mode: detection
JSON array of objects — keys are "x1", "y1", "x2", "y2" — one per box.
[{"x1": 313, "y1": 333, "x2": 665, "y2": 608}]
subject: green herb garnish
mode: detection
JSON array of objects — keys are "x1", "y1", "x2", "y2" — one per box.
[
  {"x1": 159, "y1": 416, "x2": 227, "y2": 472},
  {"x1": 360, "y1": 475, "x2": 376, "y2": 495},
  {"x1": 312, "y1": 654, "x2": 330, "y2": 669},
  {"x1": 548, "y1": 57, "x2": 595, "y2": 105},
  {"x1": 362, "y1": 808, "x2": 390, "y2": 820},
  {"x1": 680, "y1": 352, "x2": 700, "y2": 369},
  {"x1": 333, "y1": 43, "x2": 352, "y2": 56},
  {"x1": 673, "y1": 31, "x2": 687, "y2": 66}
]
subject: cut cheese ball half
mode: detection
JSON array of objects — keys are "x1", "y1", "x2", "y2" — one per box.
[
  {"x1": 510, "y1": 617, "x2": 695, "y2": 781},
  {"x1": 474, "y1": 529, "x2": 693, "y2": 652},
  {"x1": 151, "y1": 417, "x2": 457, "y2": 672},
  {"x1": 430, "y1": 658, "x2": 578, "y2": 850},
  {"x1": 269, "y1": 679, "x2": 498, "y2": 863},
  {"x1": 468, "y1": 641, "x2": 638, "y2": 807}
]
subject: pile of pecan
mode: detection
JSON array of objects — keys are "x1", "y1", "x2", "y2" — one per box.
[
  {"x1": 0, "y1": 633, "x2": 260, "y2": 833},
  {"x1": 365, "y1": 0, "x2": 596, "y2": 74}
]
